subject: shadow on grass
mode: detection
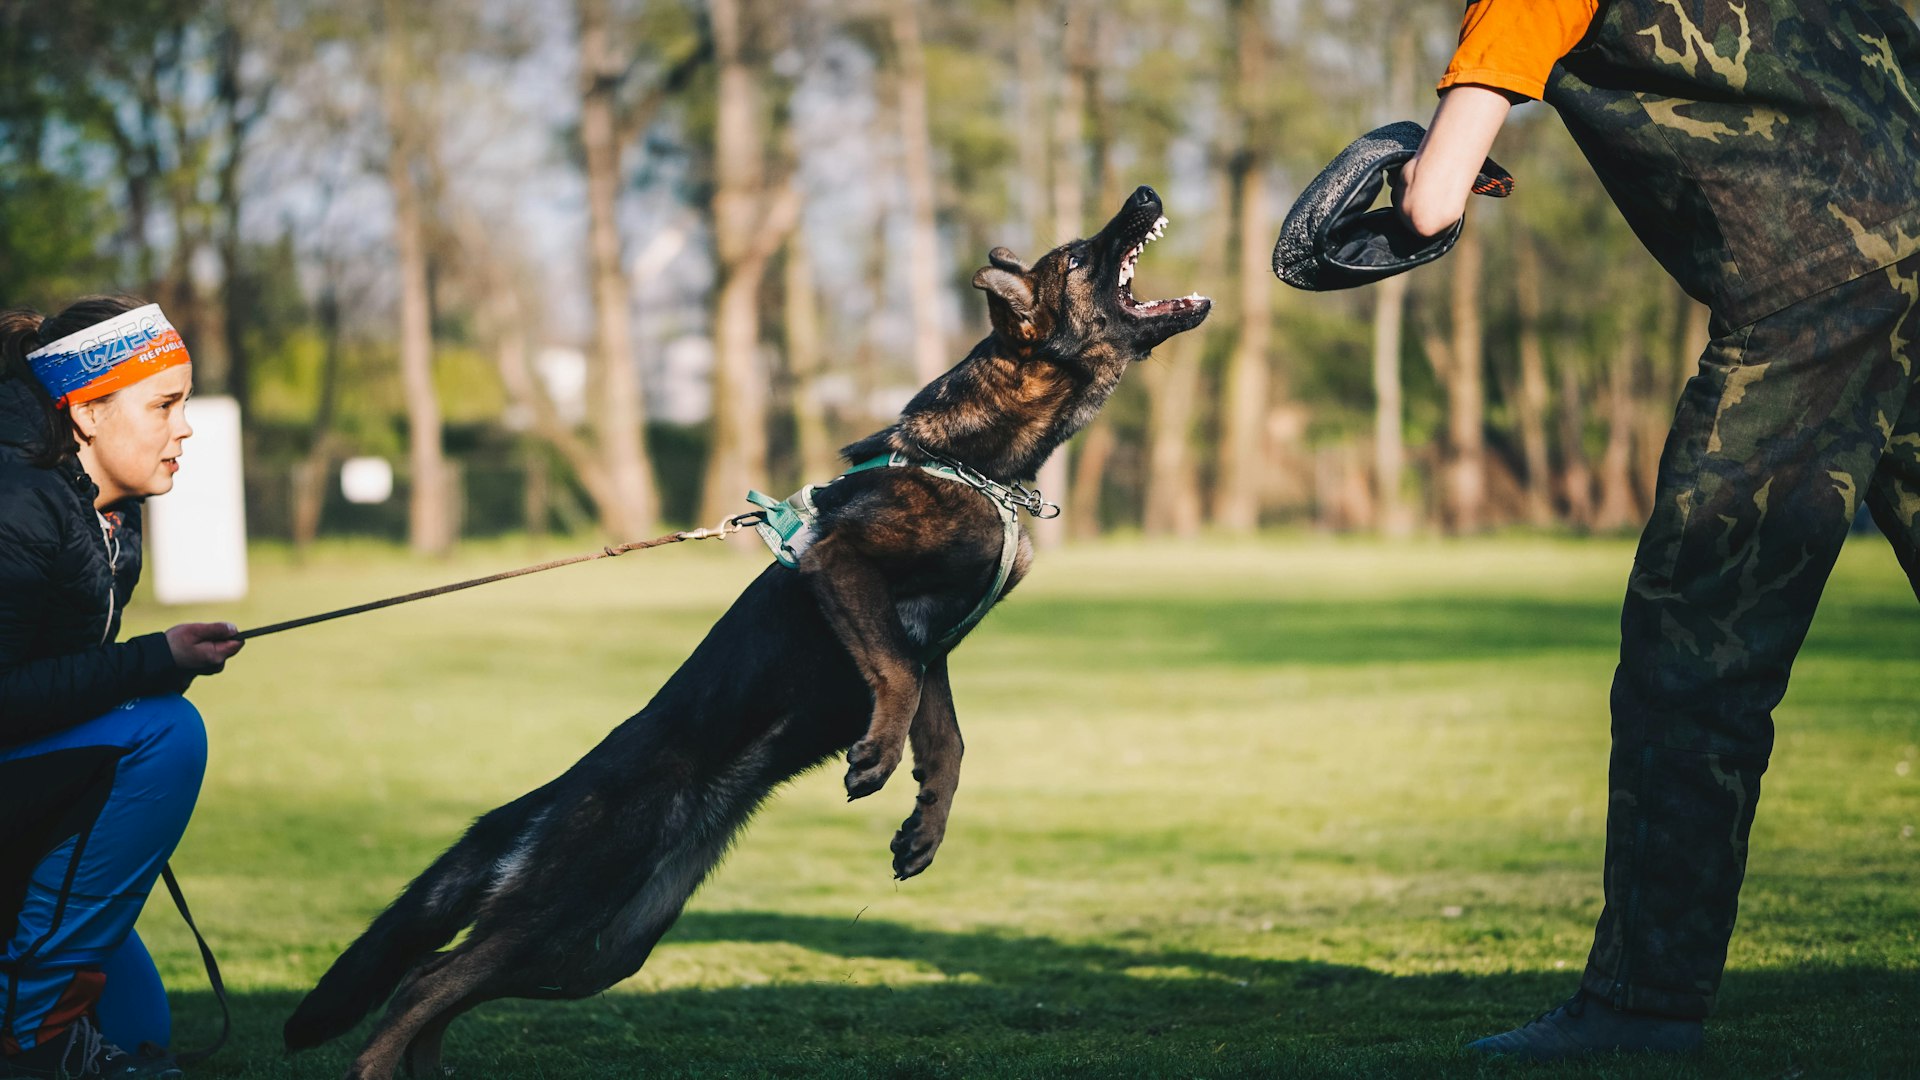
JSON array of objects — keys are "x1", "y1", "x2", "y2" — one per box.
[{"x1": 172, "y1": 912, "x2": 1914, "y2": 1080}]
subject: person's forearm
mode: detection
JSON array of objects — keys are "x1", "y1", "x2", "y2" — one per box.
[
  {"x1": 0, "y1": 634, "x2": 183, "y2": 745},
  {"x1": 1397, "y1": 85, "x2": 1518, "y2": 238}
]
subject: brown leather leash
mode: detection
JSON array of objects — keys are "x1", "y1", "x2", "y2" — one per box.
[{"x1": 234, "y1": 513, "x2": 762, "y2": 640}]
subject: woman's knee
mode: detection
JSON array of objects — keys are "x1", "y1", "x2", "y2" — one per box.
[{"x1": 123, "y1": 695, "x2": 207, "y2": 788}]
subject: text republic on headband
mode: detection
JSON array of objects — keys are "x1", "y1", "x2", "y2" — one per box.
[{"x1": 27, "y1": 304, "x2": 192, "y2": 408}]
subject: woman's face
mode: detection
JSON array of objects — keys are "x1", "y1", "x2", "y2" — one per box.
[{"x1": 71, "y1": 363, "x2": 194, "y2": 505}]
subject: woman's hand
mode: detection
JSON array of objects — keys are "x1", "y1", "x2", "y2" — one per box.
[{"x1": 166, "y1": 622, "x2": 244, "y2": 673}]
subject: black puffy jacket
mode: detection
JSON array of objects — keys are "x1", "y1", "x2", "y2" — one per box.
[{"x1": 0, "y1": 376, "x2": 187, "y2": 748}]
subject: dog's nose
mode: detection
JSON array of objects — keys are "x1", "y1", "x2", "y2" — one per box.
[{"x1": 1131, "y1": 185, "x2": 1158, "y2": 207}]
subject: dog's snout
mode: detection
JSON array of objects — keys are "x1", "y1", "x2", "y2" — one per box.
[{"x1": 1131, "y1": 185, "x2": 1158, "y2": 207}]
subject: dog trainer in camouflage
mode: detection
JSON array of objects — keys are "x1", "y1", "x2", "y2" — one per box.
[{"x1": 1395, "y1": 0, "x2": 1920, "y2": 1058}]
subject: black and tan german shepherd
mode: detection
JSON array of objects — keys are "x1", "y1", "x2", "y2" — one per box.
[{"x1": 283, "y1": 186, "x2": 1210, "y2": 1080}]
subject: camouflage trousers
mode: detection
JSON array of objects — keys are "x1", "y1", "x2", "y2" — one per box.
[{"x1": 1583, "y1": 252, "x2": 1920, "y2": 1019}]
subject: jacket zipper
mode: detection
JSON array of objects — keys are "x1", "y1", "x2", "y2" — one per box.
[{"x1": 96, "y1": 511, "x2": 119, "y2": 644}]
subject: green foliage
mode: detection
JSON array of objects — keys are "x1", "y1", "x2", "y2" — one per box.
[
  {"x1": 432, "y1": 344, "x2": 510, "y2": 425},
  {"x1": 231, "y1": 233, "x2": 313, "y2": 391},
  {"x1": 247, "y1": 327, "x2": 333, "y2": 426},
  {"x1": 0, "y1": 169, "x2": 117, "y2": 308},
  {"x1": 925, "y1": 42, "x2": 1017, "y2": 232}
]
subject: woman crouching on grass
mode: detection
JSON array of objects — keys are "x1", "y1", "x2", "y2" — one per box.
[{"x1": 0, "y1": 297, "x2": 244, "y2": 1080}]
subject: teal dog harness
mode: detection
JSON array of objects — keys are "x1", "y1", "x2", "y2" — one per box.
[{"x1": 745, "y1": 450, "x2": 1059, "y2": 649}]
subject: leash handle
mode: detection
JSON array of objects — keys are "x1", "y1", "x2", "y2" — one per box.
[
  {"x1": 234, "y1": 514, "x2": 762, "y2": 641},
  {"x1": 160, "y1": 864, "x2": 228, "y2": 1067}
]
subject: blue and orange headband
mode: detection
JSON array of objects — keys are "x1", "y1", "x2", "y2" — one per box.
[{"x1": 26, "y1": 304, "x2": 192, "y2": 408}]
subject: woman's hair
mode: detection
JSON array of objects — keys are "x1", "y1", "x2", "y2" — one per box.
[{"x1": 0, "y1": 295, "x2": 145, "y2": 468}]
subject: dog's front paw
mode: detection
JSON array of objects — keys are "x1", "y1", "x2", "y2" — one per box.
[
  {"x1": 890, "y1": 789, "x2": 948, "y2": 879},
  {"x1": 844, "y1": 737, "x2": 903, "y2": 800}
]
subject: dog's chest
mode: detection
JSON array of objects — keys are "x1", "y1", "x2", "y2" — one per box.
[{"x1": 893, "y1": 528, "x2": 1033, "y2": 647}]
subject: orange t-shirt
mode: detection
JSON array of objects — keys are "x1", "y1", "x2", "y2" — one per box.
[{"x1": 1438, "y1": 0, "x2": 1600, "y2": 101}]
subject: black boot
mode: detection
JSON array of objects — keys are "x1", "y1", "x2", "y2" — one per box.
[
  {"x1": 1467, "y1": 991, "x2": 1704, "y2": 1061},
  {"x1": 0, "y1": 1018, "x2": 183, "y2": 1079}
]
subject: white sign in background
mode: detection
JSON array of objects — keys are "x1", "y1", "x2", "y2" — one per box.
[
  {"x1": 147, "y1": 395, "x2": 249, "y2": 605},
  {"x1": 340, "y1": 456, "x2": 394, "y2": 504}
]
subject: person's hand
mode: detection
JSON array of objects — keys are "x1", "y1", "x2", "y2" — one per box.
[{"x1": 166, "y1": 622, "x2": 244, "y2": 673}]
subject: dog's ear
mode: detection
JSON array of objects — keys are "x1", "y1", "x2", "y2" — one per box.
[
  {"x1": 972, "y1": 265, "x2": 1038, "y2": 341},
  {"x1": 987, "y1": 246, "x2": 1029, "y2": 274}
]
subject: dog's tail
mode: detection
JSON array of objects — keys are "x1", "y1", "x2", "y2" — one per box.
[{"x1": 282, "y1": 799, "x2": 531, "y2": 1051}]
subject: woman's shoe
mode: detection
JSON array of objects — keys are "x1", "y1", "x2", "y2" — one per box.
[{"x1": 0, "y1": 1018, "x2": 183, "y2": 1079}]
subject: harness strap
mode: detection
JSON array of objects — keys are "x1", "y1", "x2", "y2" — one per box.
[
  {"x1": 745, "y1": 450, "x2": 1051, "y2": 647},
  {"x1": 159, "y1": 864, "x2": 227, "y2": 1066},
  {"x1": 936, "y1": 489, "x2": 1020, "y2": 649},
  {"x1": 745, "y1": 488, "x2": 816, "y2": 568}
]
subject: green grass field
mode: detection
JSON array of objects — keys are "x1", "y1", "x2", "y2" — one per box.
[{"x1": 123, "y1": 536, "x2": 1919, "y2": 1078}]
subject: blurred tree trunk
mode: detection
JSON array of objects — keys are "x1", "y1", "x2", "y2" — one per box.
[
  {"x1": 1636, "y1": 287, "x2": 1680, "y2": 509},
  {"x1": 1370, "y1": 26, "x2": 1416, "y2": 537},
  {"x1": 700, "y1": 0, "x2": 801, "y2": 525},
  {"x1": 380, "y1": 1, "x2": 453, "y2": 556},
  {"x1": 1637, "y1": 289, "x2": 1711, "y2": 508},
  {"x1": 1557, "y1": 360, "x2": 1595, "y2": 528},
  {"x1": 1051, "y1": 0, "x2": 1090, "y2": 247},
  {"x1": 1442, "y1": 224, "x2": 1486, "y2": 533},
  {"x1": 1593, "y1": 329, "x2": 1641, "y2": 530},
  {"x1": 1681, "y1": 293, "x2": 1712, "y2": 364},
  {"x1": 1212, "y1": 0, "x2": 1275, "y2": 534},
  {"x1": 452, "y1": 206, "x2": 623, "y2": 524},
  {"x1": 1371, "y1": 275, "x2": 1412, "y2": 534},
  {"x1": 1066, "y1": 6, "x2": 1125, "y2": 539},
  {"x1": 1014, "y1": 0, "x2": 1048, "y2": 247},
  {"x1": 210, "y1": 7, "x2": 274, "y2": 420},
  {"x1": 1031, "y1": 0, "x2": 1093, "y2": 546},
  {"x1": 783, "y1": 224, "x2": 837, "y2": 481},
  {"x1": 153, "y1": 21, "x2": 222, "y2": 390},
  {"x1": 1144, "y1": 166, "x2": 1231, "y2": 539},
  {"x1": 888, "y1": 0, "x2": 946, "y2": 384},
  {"x1": 488, "y1": 305, "x2": 620, "y2": 521},
  {"x1": 107, "y1": 113, "x2": 161, "y2": 292},
  {"x1": 1067, "y1": 423, "x2": 1114, "y2": 539},
  {"x1": 1142, "y1": 334, "x2": 1207, "y2": 538},
  {"x1": 1513, "y1": 236, "x2": 1554, "y2": 526},
  {"x1": 577, "y1": 0, "x2": 659, "y2": 536},
  {"x1": 292, "y1": 278, "x2": 343, "y2": 558}
]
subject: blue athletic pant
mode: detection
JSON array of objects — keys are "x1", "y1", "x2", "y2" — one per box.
[{"x1": 0, "y1": 695, "x2": 205, "y2": 1054}]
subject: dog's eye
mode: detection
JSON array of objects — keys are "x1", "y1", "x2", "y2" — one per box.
[{"x1": 1067, "y1": 254, "x2": 1083, "y2": 270}]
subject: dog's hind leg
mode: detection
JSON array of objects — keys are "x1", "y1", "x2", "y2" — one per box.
[
  {"x1": 400, "y1": 994, "x2": 480, "y2": 1079},
  {"x1": 344, "y1": 937, "x2": 515, "y2": 1080},
  {"x1": 387, "y1": 953, "x2": 475, "y2": 1080},
  {"x1": 802, "y1": 534, "x2": 923, "y2": 799},
  {"x1": 891, "y1": 656, "x2": 963, "y2": 880}
]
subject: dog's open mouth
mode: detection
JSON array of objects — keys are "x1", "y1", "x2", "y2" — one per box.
[{"x1": 1116, "y1": 214, "x2": 1207, "y2": 318}]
